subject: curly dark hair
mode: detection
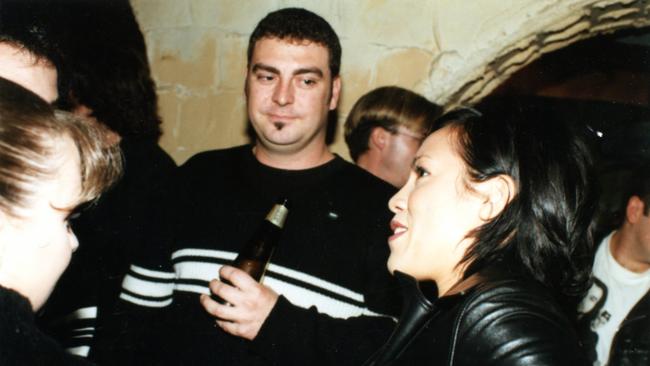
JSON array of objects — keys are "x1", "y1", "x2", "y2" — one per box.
[
  {"x1": 435, "y1": 97, "x2": 598, "y2": 303},
  {"x1": 54, "y1": 1, "x2": 162, "y2": 139},
  {"x1": 0, "y1": 1, "x2": 63, "y2": 89},
  {"x1": 247, "y1": 7, "x2": 341, "y2": 77}
]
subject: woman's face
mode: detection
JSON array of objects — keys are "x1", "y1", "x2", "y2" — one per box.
[
  {"x1": 387, "y1": 126, "x2": 485, "y2": 294},
  {"x1": 0, "y1": 135, "x2": 82, "y2": 310}
]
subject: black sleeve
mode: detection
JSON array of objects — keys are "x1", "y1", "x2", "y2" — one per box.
[{"x1": 251, "y1": 296, "x2": 396, "y2": 366}]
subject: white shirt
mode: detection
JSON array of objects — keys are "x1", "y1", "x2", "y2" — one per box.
[{"x1": 578, "y1": 232, "x2": 650, "y2": 365}]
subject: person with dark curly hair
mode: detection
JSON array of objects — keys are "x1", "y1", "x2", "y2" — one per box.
[
  {"x1": 35, "y1": 1, "x2": 176, "y2": 361},
  {"x1": 0, "y1": 0, "x2": 61, "y2": 104},
  {"x1": 116, "y1": 7, "x2": 400, "y2": 366},
  {"x1": 366, "y1": 97, "x2": 596, "y2": 365}
]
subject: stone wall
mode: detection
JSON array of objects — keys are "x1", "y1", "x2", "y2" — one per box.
[{"x1": 131, "y1": 0, "x2": 650, "y2": 163}]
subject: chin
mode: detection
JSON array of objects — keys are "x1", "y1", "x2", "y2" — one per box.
[{"x1": 386, "y1": 255, "x2": 404, "y2": 275}]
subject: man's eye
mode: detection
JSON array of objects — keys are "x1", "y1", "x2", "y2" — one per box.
[
  {"x1": 257, "y1": 74, "x2": 275, "y2": 82},
  {"x1": 302, "y1": 78, "x2": 316, "y2": 86}
]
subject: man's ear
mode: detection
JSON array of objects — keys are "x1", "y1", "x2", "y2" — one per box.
[
  {"x1": 329, "y1": 76, "x2": 341, "y2": 110},
  {"x1": 369, "y1": 127, "x2": 389, "y2": 151},
  {"x1": 477, "y1": 175, "x2": 516, "y2": 221},
  {"x1": 625, "y1": 196, "x2": 645, "y2": 224}
]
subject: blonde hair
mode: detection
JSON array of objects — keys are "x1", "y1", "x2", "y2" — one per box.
[
  {"x1": 0, "y1": 77, "x2": 122, "y2": 218},
  {"x1": 344, "y1": 86, "x2": 442, "y2": 161}
]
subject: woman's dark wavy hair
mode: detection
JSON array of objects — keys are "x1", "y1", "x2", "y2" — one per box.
[{"x1": 435, "y1": 97, "x2": 598, "y2": 301}]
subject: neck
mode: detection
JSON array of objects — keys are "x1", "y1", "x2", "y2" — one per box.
[
  {"x1": 254, "y1": 142, "x2": 334, "y2": 170},
  {"x1": 357, "y1": 151, "x2": 397, "y2": 187},
  {"x1": 610, "y1": 229, "x2": 650, "y2": 273}
]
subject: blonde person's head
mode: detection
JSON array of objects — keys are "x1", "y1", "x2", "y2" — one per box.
[{"x1": 0, "y1": 77, "x2": 122, "y2": 219}]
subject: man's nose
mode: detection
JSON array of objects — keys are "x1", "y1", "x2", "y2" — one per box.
[{"x1": 272, "y1": 79, "x2": 294, "y2": 106}]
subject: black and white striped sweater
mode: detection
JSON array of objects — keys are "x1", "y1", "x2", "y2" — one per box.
[{"x1": 105, "y1": 145, "x2": 401, "y2": 366}]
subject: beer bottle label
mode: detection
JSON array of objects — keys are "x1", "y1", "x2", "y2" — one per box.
[{"x1": 266, "y1": 204, "x2": 288, "y2": 228}]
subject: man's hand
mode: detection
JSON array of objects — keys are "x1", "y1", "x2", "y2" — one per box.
[{"x1": 200, "y1": 265, "x2": 279, "y2": 340}]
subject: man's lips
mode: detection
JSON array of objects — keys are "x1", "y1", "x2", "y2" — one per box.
[{"x1": 267, "y1": 113, "x2": 297, "y2": 121}]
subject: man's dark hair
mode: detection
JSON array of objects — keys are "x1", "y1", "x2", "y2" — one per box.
[
  {"x1": 0, "y1": 1, "x2": 64, "y2": 90},
  {"x1": 52, "y1": 1, "x2": 162, "y2": 139},
  {"x1": 247, "y1": 7, "x2": 342, "y2": 77},
  {"x1": 624, "y1": 168, "x2": 650, "y2": 216},
  {"x1": 434, "y1": 97, "x2": 598, "y2": 304},
  {"x1": 600, "y1": 165, "x2": 650, "y2": 231},
  {"x1": 344, "y1": 86, "x2": 442, "y2": 161}
]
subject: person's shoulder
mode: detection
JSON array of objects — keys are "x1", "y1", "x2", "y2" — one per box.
[
  {"x1": 120, "y1": 138, "x2": 177, "y2": 173},
  {"x1": 466, "y1": 271, "x2": 560, "y2": 313},
  {"x1": 180, "y1": 145, "x2": 250, "y2": 171},
  {"x1": 454, "y1": 274, "x2": 587, "y2": 365},
  {"x1": 332, "y1": 156, "x2": 397, "y2": 198}
]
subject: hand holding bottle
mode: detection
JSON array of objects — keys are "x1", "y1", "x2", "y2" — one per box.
[{"x1": 200, "y1": 266, "x2": 279, "y2": 340}]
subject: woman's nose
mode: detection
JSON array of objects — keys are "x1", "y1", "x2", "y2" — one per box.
[{"x1": 388, "y1": 179, "x2": 411, "y2": 214}]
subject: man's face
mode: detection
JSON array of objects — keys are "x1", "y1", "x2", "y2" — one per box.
[
  {"x1": 0, "y1": 43, "x2": 58, "y2": 104},
  {"x1": 246, "y1": 37, "x2": 340, "y2": 155},
  {"x1": 382, "y1": 127, "x2": 426, "y2": 187}
]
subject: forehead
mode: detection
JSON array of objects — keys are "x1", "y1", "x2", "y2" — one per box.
[
  {"x1": 419, "y1": 126, "x2": 458, "y2": 157},
  {"x1": 0, "y1": 43, "x2": 58, "y2": 103},
  {"x1": 250, "y1": 38, "x2": 330, "y2": 72},
  {"x1": 47, "y1": 135, "x2": 82, "y2": 209}
]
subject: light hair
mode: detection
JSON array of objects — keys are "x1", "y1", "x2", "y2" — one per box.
[
  {"x1": 344, "y1": 86, "x2": 442, "y2": 161},
  {"x1": 0, "y1": 77, "x2": 122, "y2": 219}
]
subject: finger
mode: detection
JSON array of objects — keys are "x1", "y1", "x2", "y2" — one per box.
[
  {"x1": 220, "y1": 266, "x2": 260, "y2": 291},
  {"x1": 209, "y1": 278, "x2": 244, "y2": 305},
  {"x1": 200, "y1": 294, "x2": 220, "y2": 316},
  {"x1": 216, "y1": 318, "x2": 242, "y2": 337},
  {"x1": 200, "y1": 294, "x2": 240, "y2": 321}
]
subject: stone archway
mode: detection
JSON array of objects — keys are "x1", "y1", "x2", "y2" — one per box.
[{"x1": 427, "y1": 0, "x2": 650, "y2": 108}]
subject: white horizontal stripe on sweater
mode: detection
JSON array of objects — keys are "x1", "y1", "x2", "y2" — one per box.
[
  {"x1": 130, "y1": 264, "x2": 177, "y2": 280},
  {"x1": 67, "y1": 346, "x2": 90, "y2": 357},
  {"x1": 171, "y1": 248, "x2": 365, "y2": 303},
  {"x1": 119, "y1": 292, "x2": 173, "y2": 308},
  {"x1": 173, "y1": 260, "x2": 382, "y2": 319},
  {"x1": 63, "y1": 306, "x2": 97, "y2": 321},
  {"x1": 121, "y1": 249, "x2": 386, "y2": 319},
  {"x1": 172, "y1": 248, "x2": 236, "y2": 262}
]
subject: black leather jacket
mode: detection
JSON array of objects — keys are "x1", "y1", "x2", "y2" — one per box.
[{"x1": 365, "y1": 268, "x2": 589, "y2": 366}]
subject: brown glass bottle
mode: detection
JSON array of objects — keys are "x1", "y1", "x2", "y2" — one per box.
[
  {"x1": 230, "y1": 198, "x2": 289, "y2": 281},
  {"x1": 212, "y1": 198, "x2": 289, "y2": 302}
]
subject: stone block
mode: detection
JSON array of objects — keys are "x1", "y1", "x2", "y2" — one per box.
[
  {"x1": 148, "y1": 29, "x2": 218, "y2": 89},
  {"x1": 131, "y1": 0, "x2": 192, "y2": 30}
]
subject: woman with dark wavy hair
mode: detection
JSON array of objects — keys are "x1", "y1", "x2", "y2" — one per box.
[{"x1": 365, "y1": 97, "x2": 596, "y2": 365}]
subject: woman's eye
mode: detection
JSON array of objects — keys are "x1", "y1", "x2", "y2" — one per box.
[{"x1": 414, "y1": 165, "x2": 430, "y2": 178}]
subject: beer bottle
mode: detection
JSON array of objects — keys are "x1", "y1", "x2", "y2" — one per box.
[{"x1": 212, "y1": 198, "x2": 289, "y2": 302}]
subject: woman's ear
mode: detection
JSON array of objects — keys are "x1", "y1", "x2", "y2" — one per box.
[{"x1": 477, "y1": 175, "x2": 516, "y2": 221}]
